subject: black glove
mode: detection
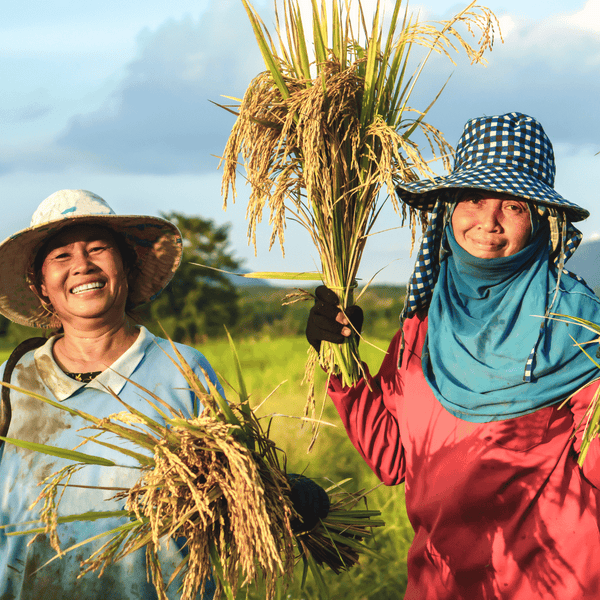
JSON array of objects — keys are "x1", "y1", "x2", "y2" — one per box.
[
  {"x1": 305, "y1": 285, "x2": 364, "y2": 353},
  {"x1": 288, "y1": 473, "x2": 330, "y2": 533}
]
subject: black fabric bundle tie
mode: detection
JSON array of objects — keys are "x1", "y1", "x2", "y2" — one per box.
[{"x1": 287, "y1": 473, "x2": 330, "y2": 533}]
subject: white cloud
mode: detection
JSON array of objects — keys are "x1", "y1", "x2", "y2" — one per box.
[
  {"x1": 563, "y1": 0, "x2": 600, "y2": 32},
  {"x1": 403, "y1": 2, "x2": 600, "y2": 152},
  {"x1": 496, "y1": 15, "x2": 518, "y2": 37}
]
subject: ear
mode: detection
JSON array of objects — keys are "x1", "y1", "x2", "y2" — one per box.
[{"x1": 29, "y1": 284, "x2": 50, "y2": 305}]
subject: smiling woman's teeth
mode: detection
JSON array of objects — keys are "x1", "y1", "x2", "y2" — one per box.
[{"x1": 71, "y1": 282, "x2": 105, "y2": 294}]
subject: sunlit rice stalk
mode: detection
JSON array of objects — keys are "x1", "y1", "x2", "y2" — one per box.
[
  {"x1": 0, "y1": 333, "x2": 384, "y2": 599},
  {"x1": 547, "y1": 313, "x2": 600, "y2": 467},
  {"x1": 220, "y1": 0, "x2": 501, "y2": 393}
]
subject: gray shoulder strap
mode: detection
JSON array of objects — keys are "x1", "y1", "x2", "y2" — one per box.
[{"x1": 0, "y1": 337, "x2": 47, "y2": 444}]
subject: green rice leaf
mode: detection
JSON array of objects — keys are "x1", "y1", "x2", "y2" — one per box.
[
  {"x1": 0, "y1": 436, "x2": 117, "y2": 466},
  {"x1": 0, "y1": 381, "x2": 101, "y2": 425},
  {"x1": 241, "y1": 0, "x2": 290, "y2": 100},
  {"x1": 199, "y1": 364, "x2": 244, "y2": 431},
  {"x1": 359, "y1": 2, "x2": 381, "y2": 128},
  {"x1": 209, "y1": 543, "x2": 236, "y2": 600},
  {"x1": 84, "y1": 437, "x2": 155, "y2": 467},
  {"x1": 104, "y1": 376, "x2": 174, "y2": 421},
  {"x1": 331, "y1": 0, "x2": 341, "y2": 64},
  {"x1": 100, "y1": 386, "x2": 173, "y2": 440},
  {"x1": 190, "y1": 262, "x2": 322, "y2": 281},
  {"x1": 225, "y1": 329, "x2": 249, "y2": 405},
  {"x1": 547, "y1": 313, "x2": 600, "y2": 466},
  {"x1": 290, "y1": 1, "x2": 312, "y2": 80},
  {"x1": 305, "y1": 551, "x2": 330, "y2": 598},
  {"x1": 548, "y1": 313, "x2": 600, "y2": 335},
  {"x1": 86, "y1": 419, "x2": 162, "y2": 452},
  {"x1": 579, "y1": 384, "x2": 600, "y2": 466},
  {"x1": 224, "y1": 328, "x2": 254, "y2": 449},
  {"x1": 310, "y1": 0, "x2": 328, "y2": 70},
  {"x1": 299, "y1": 553, "x2": 310, "y2": 589},
  {"x1": 31, "y1": 520, "x2": 144, "y2": 572},
  {"x1": 2, "y1": 510, "x2": 130, "y2": 533}
]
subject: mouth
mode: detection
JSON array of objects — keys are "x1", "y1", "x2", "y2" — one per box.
[
  {"x1": 471, "y1": 238, "x2": 504, "y2": 249},
  {"x1": 71, "y1": 281, "x2": 106, "y2": 295}
]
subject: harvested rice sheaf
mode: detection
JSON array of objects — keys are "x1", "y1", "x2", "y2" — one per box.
[
  {"x1": 123, "y1": 416, "x2": 295, "y2": 599},
  {"x1": 220, "y1": 0, "x2": 502, "y2": 432},
  {"x1": 5, "y1": 337, "x2": 384, "y2": 600}
]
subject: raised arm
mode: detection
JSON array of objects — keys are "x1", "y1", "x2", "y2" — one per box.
[
  {"x1": 306, "y1": 286, "x2": 407, "y2": 485},
  {"x1": 327, "y1": 329, "x2": 407, "y2": 486}
]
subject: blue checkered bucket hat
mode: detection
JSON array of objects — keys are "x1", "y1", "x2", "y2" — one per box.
[{"x1": 396, "y1": 112, "x2": 589, "y2": 222}]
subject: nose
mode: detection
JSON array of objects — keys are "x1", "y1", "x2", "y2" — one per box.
[
  {"x1": 478, "y1": 204, "x2": 502, "y2": 232},
  {"x1": 71, "y1": 249, "x2": 97, "y2": 274}
]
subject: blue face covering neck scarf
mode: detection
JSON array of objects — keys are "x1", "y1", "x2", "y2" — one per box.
[{"x1": 421, "y1": 207, "x2": 600, "y2": 423}]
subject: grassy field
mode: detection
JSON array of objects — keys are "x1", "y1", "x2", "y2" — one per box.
[{"x1": 0, "y1": 333, "x2": 413, "y2": 599}]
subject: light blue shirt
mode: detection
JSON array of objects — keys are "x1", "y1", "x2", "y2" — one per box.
[{"x1": 0, "y1": 326, "x2": 218, "y2": 599}]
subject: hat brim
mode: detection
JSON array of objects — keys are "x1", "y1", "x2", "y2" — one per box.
[
  {"x1": 0, "y1": 214, "x2": 182, "y2": 328},
  {"x1": 396, "y1": 164, "x2": 589, "y2": 222}
]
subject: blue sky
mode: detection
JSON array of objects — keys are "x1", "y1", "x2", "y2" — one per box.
[{"x1": 2, "y1": 0, "x2": 599, "y2": 285}]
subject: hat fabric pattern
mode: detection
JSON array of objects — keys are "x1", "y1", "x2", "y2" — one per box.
[
  {"x1": 396, "y1": 112, "x2": 589, "y2": 222},
  {"x1": 0, "y1": 189, "x2": 182, "y2": 329}
]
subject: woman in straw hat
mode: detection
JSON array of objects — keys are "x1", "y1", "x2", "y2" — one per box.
[
  {"x1": 306, "y1": 112, "x2": 600, "y2": 598},
  {"x1": 0, "y1": 189, "x2": 217, "y2": 599}
]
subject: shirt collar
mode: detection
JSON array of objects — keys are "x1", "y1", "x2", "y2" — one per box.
[{"x1": 34, "y1": 326, "x2": 155, "y2": 401}]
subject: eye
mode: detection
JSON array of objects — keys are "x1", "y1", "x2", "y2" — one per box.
[
  {"x1": 89, "y1": 242, "x2": 110, "y2": 253},
  {"x1": 505, "y1": 202, "x2": 528, "y2": 213},
  {"x1": 49, "y1": 250, "x2": 71, "y2": 261},
  {"x1": 458, "y1": 191, "x2": 484, "y2": 205},
  {"x1": 458, "y1": 196, "x2": 479, "y2": 205}
]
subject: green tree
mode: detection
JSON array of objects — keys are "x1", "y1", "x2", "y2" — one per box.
[{"x1": 139, "y1": 212, "x2": 241, "y2": 344}]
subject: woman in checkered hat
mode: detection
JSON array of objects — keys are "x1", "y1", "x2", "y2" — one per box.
[
  {"x1": 306, "y1": 113, "x2": 600, "y2": 598},
  {"x1": 0, "y1": 190, "x2": 218, "y2": 599}
]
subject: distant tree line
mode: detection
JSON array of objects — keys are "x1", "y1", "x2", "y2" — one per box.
[
  {"x1": 0, "y1": 211, "x2": 406, "y2": 348},
  {"x1": 135, "y1": 211, "x2": 240, "y2": 343},
  {"x1": 230, "y1": 284, "x2": 407, "y2": 341}
]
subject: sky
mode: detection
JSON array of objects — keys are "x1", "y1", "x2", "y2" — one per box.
[{"x1": 2, "y1": 0, "x2": 599, "y2": 286}]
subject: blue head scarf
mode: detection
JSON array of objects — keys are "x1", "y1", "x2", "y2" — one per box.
[{"x1": 401, "y1": 200, "x2": 600, "y2": 423}]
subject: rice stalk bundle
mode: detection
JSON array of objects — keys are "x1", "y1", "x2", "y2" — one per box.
[
  {"x1": 547, "y1": 314, "x2": 600, "y2": 466},
  {"x1": 0, "y1": 334, "x2": 383, "y2": 599},
  {"x1": 220, "y1": 0, "x2": 501, "y2": 390}
]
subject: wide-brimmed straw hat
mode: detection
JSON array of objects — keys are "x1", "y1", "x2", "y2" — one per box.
[
  {"x1": 0, "y1": 189, "x2": 183, "y2": 329},
  {"x1": 396, "y1": 112, "x2": 589, "y2": 222}
]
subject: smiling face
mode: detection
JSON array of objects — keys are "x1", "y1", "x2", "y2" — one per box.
[
  {"x1": 451, "y1": 191, "x2": 532, "y2": 259},
  {"x1": 37, "y1": 225, "x2": 130, "y2": 328}
]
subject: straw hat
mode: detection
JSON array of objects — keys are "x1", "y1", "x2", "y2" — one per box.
[
  {"x1": 396, "y1": 112, "x2": 589, "y2": 222},
  {"x1": 0, "y1": 189, "x2": 183, "y2": 328}
]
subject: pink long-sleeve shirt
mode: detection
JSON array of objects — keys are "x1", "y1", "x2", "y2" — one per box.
[{"x1": 329, "y1": 312, "x2": 600, "y2": 599}]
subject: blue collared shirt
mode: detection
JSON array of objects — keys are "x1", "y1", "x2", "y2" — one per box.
[{"x1": 0, "y1": 327, "x2": 218, "y2": 599}]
